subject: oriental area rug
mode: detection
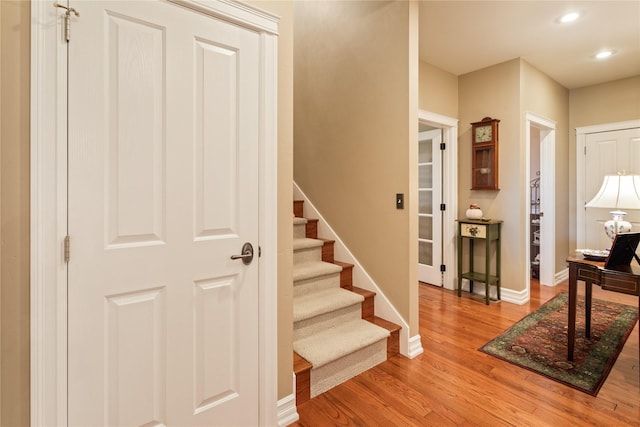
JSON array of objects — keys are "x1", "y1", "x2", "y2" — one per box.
[{"x1": 480, "y1": 293, "x2": 638, "y2": 396}]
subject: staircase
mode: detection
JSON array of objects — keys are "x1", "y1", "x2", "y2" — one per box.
[{"x1": 292, "y1": 200, "x2": 401, "y2": 404}]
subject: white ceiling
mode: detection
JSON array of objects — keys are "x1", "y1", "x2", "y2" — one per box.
[{"x1": 419, "y1": 1, "x2": 640, "y2": 90}]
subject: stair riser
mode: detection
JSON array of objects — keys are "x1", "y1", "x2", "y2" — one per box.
[
  {"x1": 294, "y1": 223, "x2": 307, "y2": 239},
  {"x1": 310, "y1": 339, "x2": 387, "y2": 397},
  {"x1": 294, "y1": 304, "x2": 362, "y2": 342},
  {"x1": 294, "y1": 273, "x2": 341, "y2": 297},
  {"x1": 294, "y1": 246, "x2": 322, "y2": 264}
]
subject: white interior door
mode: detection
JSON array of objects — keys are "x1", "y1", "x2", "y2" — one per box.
[
  {"x1": 67, "y1": 1, "x2": 261, "y2": 425},
  {"x1": 584, "y1": 128, "x2": 640, "y2": 249},
  {"x1": 418, "y1": 129, "x2": 442, "y2": 285}
]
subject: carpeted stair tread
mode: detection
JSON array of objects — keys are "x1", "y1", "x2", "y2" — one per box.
[
  {"x1": 294, "y1": 260, "x2": 342, "y2": 282},
  {"x1": 294, "y1": 319, "x2": 390, "y2": 368},
  {"x1": 293, "y1": 288, "x2": 363, "y2": 322},
  {"x1": 293, "y1": 217, "x2": 308, "y2": 226},
  {"x1": 293, "y1": 237, "x2": 324, "y2": 251}
]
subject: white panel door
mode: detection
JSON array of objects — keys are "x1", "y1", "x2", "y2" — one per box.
[
  {"x1": 418, "y1": 129, "x2": 442, "y2": 285},
  {"x1": 67, "y1": 1, "x2": 260, "y2": 425},
  {"x1": 584, "y1": 128, "x2": 640, "y2": 249}
]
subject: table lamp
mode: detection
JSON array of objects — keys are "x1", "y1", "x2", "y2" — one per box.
[{"x1": 585, "y1": 172, "x2": 640, "y2": 242}]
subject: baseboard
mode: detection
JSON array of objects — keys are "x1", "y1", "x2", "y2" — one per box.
[
  {"x1": 500, "y1": 287, "x2": 530, "y2": 305},
  {"x1": 407, "y1": 334, "x2": 424, "y2": 359},
  {"x1": 277, "y1": 383, "x2": 299, "y2": 427},
  {"x1": 293, "y1": 183, "x2": 416, "y2": 358},
  {"x1": 555, "y1": 268, "x2": 568, "y2": 285},
  {"x1": 459, "y1": 279, "x2": 529, "y2": 305}
]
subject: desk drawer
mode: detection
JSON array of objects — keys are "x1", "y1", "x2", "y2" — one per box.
[
  {"x1": 601, "y1": 273, "x2": 639, "y2": 295},
  {"x1": 461, "y1": 223, "x2": 486, "y2": 238},
  {"x1": 577, "y1": 266, "x2": 600, "y2": 282}
]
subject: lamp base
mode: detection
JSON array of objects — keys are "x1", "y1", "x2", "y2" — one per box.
[{"x1": 604, "y1": 210, "x2": 632, "y2": 241}]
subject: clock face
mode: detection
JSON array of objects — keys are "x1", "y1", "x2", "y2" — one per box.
[{"x1": 475, "y1": 125, "x2": 492, "y2": 143}]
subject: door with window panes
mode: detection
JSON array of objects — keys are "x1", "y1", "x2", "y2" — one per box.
[{"x1": 418, "y1": 129, "x2": 443, "y2": 285}]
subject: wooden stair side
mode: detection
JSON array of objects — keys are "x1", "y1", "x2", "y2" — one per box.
[{"x1": 292, "y1": 199, "x2": 401, "y2": 405}]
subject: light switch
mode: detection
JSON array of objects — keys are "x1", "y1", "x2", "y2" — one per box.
[{"x1": 396, "y1": 193, "x2": 404, "y2": 209}]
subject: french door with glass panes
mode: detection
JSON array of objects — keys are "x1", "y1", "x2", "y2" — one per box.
[{"x1": 418, "y1": 129, "x2": 443, "y2": 285}]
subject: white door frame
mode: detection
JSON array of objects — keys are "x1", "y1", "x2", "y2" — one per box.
[
  {"x1": 576, "y1": 119, "x2": 640, "y2": 248},
  {"x1": 525, "y1": 113, "x2": 556, "y2": 287},
  {"x1": 418, "y1": 110, "x2": 458, "y2": 290},
  {"x1": 30, "y1": 1, "x2": 279, "y2": 425}
]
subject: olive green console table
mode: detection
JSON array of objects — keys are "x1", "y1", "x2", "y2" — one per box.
[{"x1": 457, "y1": 219, "x2": 502, "y2": 305}]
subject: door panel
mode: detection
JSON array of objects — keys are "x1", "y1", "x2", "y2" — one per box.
[
  {"x1": 68, "y1": 1, "x2": 260, "y2": 425},
  {"x1": 585, "y1": 128, "x2": 640, "y2": 249},
  {"x1": 418, "y1": 129, "x2": 442, "y2": 285}
]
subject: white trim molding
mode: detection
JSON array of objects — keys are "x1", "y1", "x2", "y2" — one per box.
[
  {"x1": 407, "y1": 334, "x2": 424, "y2": 359},
  {"x1": 30, "y1": 0, "x2": 68, "y2": 424},
  {"x1": 276, "y1": 390, "x2": 299, "y2": 427}
]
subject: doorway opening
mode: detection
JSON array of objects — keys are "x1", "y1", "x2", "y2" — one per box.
[{"x1": 526, "y1": 113, "x2": 556, "y2": 288}]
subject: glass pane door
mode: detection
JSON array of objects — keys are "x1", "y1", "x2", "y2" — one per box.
[{"x1": 418, "y1": 129, "x2": 442, "y2": 285}]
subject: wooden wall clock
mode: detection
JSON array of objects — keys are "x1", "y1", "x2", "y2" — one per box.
[{"x1": 471, "y1": 117, "x2": 500, "y2": 190}]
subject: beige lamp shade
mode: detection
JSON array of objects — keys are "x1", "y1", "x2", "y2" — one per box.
[{"x1": 585, "y1": 174, "x2": 640, "y2": 210}]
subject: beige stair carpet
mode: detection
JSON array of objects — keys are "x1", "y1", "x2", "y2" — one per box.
[{"x1": 292, "y1": 216, "x2": 390, "y2": 398}]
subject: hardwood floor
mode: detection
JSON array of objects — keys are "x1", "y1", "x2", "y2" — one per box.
[{"x1": 291, "y1": 280, "x2": 639, "y2": 426}]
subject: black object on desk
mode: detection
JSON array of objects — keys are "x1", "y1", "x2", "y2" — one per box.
[{"x1": 605, "y1": 232, "x2": 640, "y2": 269}]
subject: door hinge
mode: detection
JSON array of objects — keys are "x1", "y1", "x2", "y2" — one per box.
[
  {"x1": 258, "y1": 246, "x2": 262, "y2": 258},
  {"x1": 440, "y1": 203, "x2": 446, "y2": 211},
  {"x1": 440, "y1": 142, "x2": 446, "y2": 150},
  {"x1": 440, "y1": 264, "x2": 446, "y2": 272},
  {"x1": 54, "y1": 3, "x2": 80, "y2": 42},
  {"x1": 64, "y1": 235, "x2": 71, "y2": 263}
]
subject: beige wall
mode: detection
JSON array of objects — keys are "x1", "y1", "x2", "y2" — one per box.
[
  {"x1": 419, "y1": 60, "x2": 458, "y2": 118},
  {"x1": 520, "y1": 60, "x2": 570, "y2": 279},
  {"x1": 568, "y1": 76, "x2": 640, "y2": 248},
  {"x1": 0, "y1": 1, "x2": 31, "y2": 426},
  {"x1": 458, "y1": 59, "x2": 572, "y2": 293},
  {"x1": 245, "y1": 0, "x2": 295, "y2": 401},
  {"x1": 459, "y1": 59, "x2": 526, "y2": 291},
  {"x1": 294, "y1": 0, "x2": 420, "y2": 333}
]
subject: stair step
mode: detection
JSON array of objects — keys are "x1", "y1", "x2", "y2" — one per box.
[
  {"x1": 293, "y1": 352, "x2": 312, "y2": 405},
  {"x1": 293, "y1": 217, "x2": 308, "y2": 239},
  {"x1": 351, "y1": 286, "x2": 375, "y2": 320},
  {"x1": 370, "y1": 316, "x2": 401, "y2": 358},
  {"x1": 294, "y1": 261, "x2": 342, "y2": 296},
  {"x1": 306, "y1": 218, "x2": 318, "y2": 239},
  {"x1": 294, "y1": 261, "x2": 342, "y2": 283},
  {"x1": 293, "y1": 237, "x2": 324, "y2": 264},
  {"x1": 293, "y1": 199, "x2": 304, "y2": 218},
  {"x1": 293, "y1": 319, "x2": 389, "y2": 369},
  {"x1": 293, "y1": 237, "x2": 324, "y2": 251},
  {"x1": 333, "y1": 261, "x2": 354, "y2": 290},
  {"x1": 319, "y1": 238, "x2": 335, "y2": 263},
  {"x1": 293, "y1": 288, "x2": 363, "y2": 323}
]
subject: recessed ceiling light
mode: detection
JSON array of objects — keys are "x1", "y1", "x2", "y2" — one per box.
[
  {"x1": 560, "y1": 12, "x2": 580, "y2": 23},
  {"x1": 595, "y1": 50, "x2": 614, "y2": 60}
]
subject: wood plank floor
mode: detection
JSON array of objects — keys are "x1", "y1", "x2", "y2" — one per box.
[{"x1": 291, "y1": 280, "x2": 639, "y2": 426}]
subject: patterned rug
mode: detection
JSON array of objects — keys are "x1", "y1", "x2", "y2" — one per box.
[{"x1": 480, "y1": 293, "x2": 638, "y2": 396}]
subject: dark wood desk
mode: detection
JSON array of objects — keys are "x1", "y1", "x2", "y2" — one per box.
[{"x1": 566, "y1": 255, "x2": 640, "y2": 361}]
